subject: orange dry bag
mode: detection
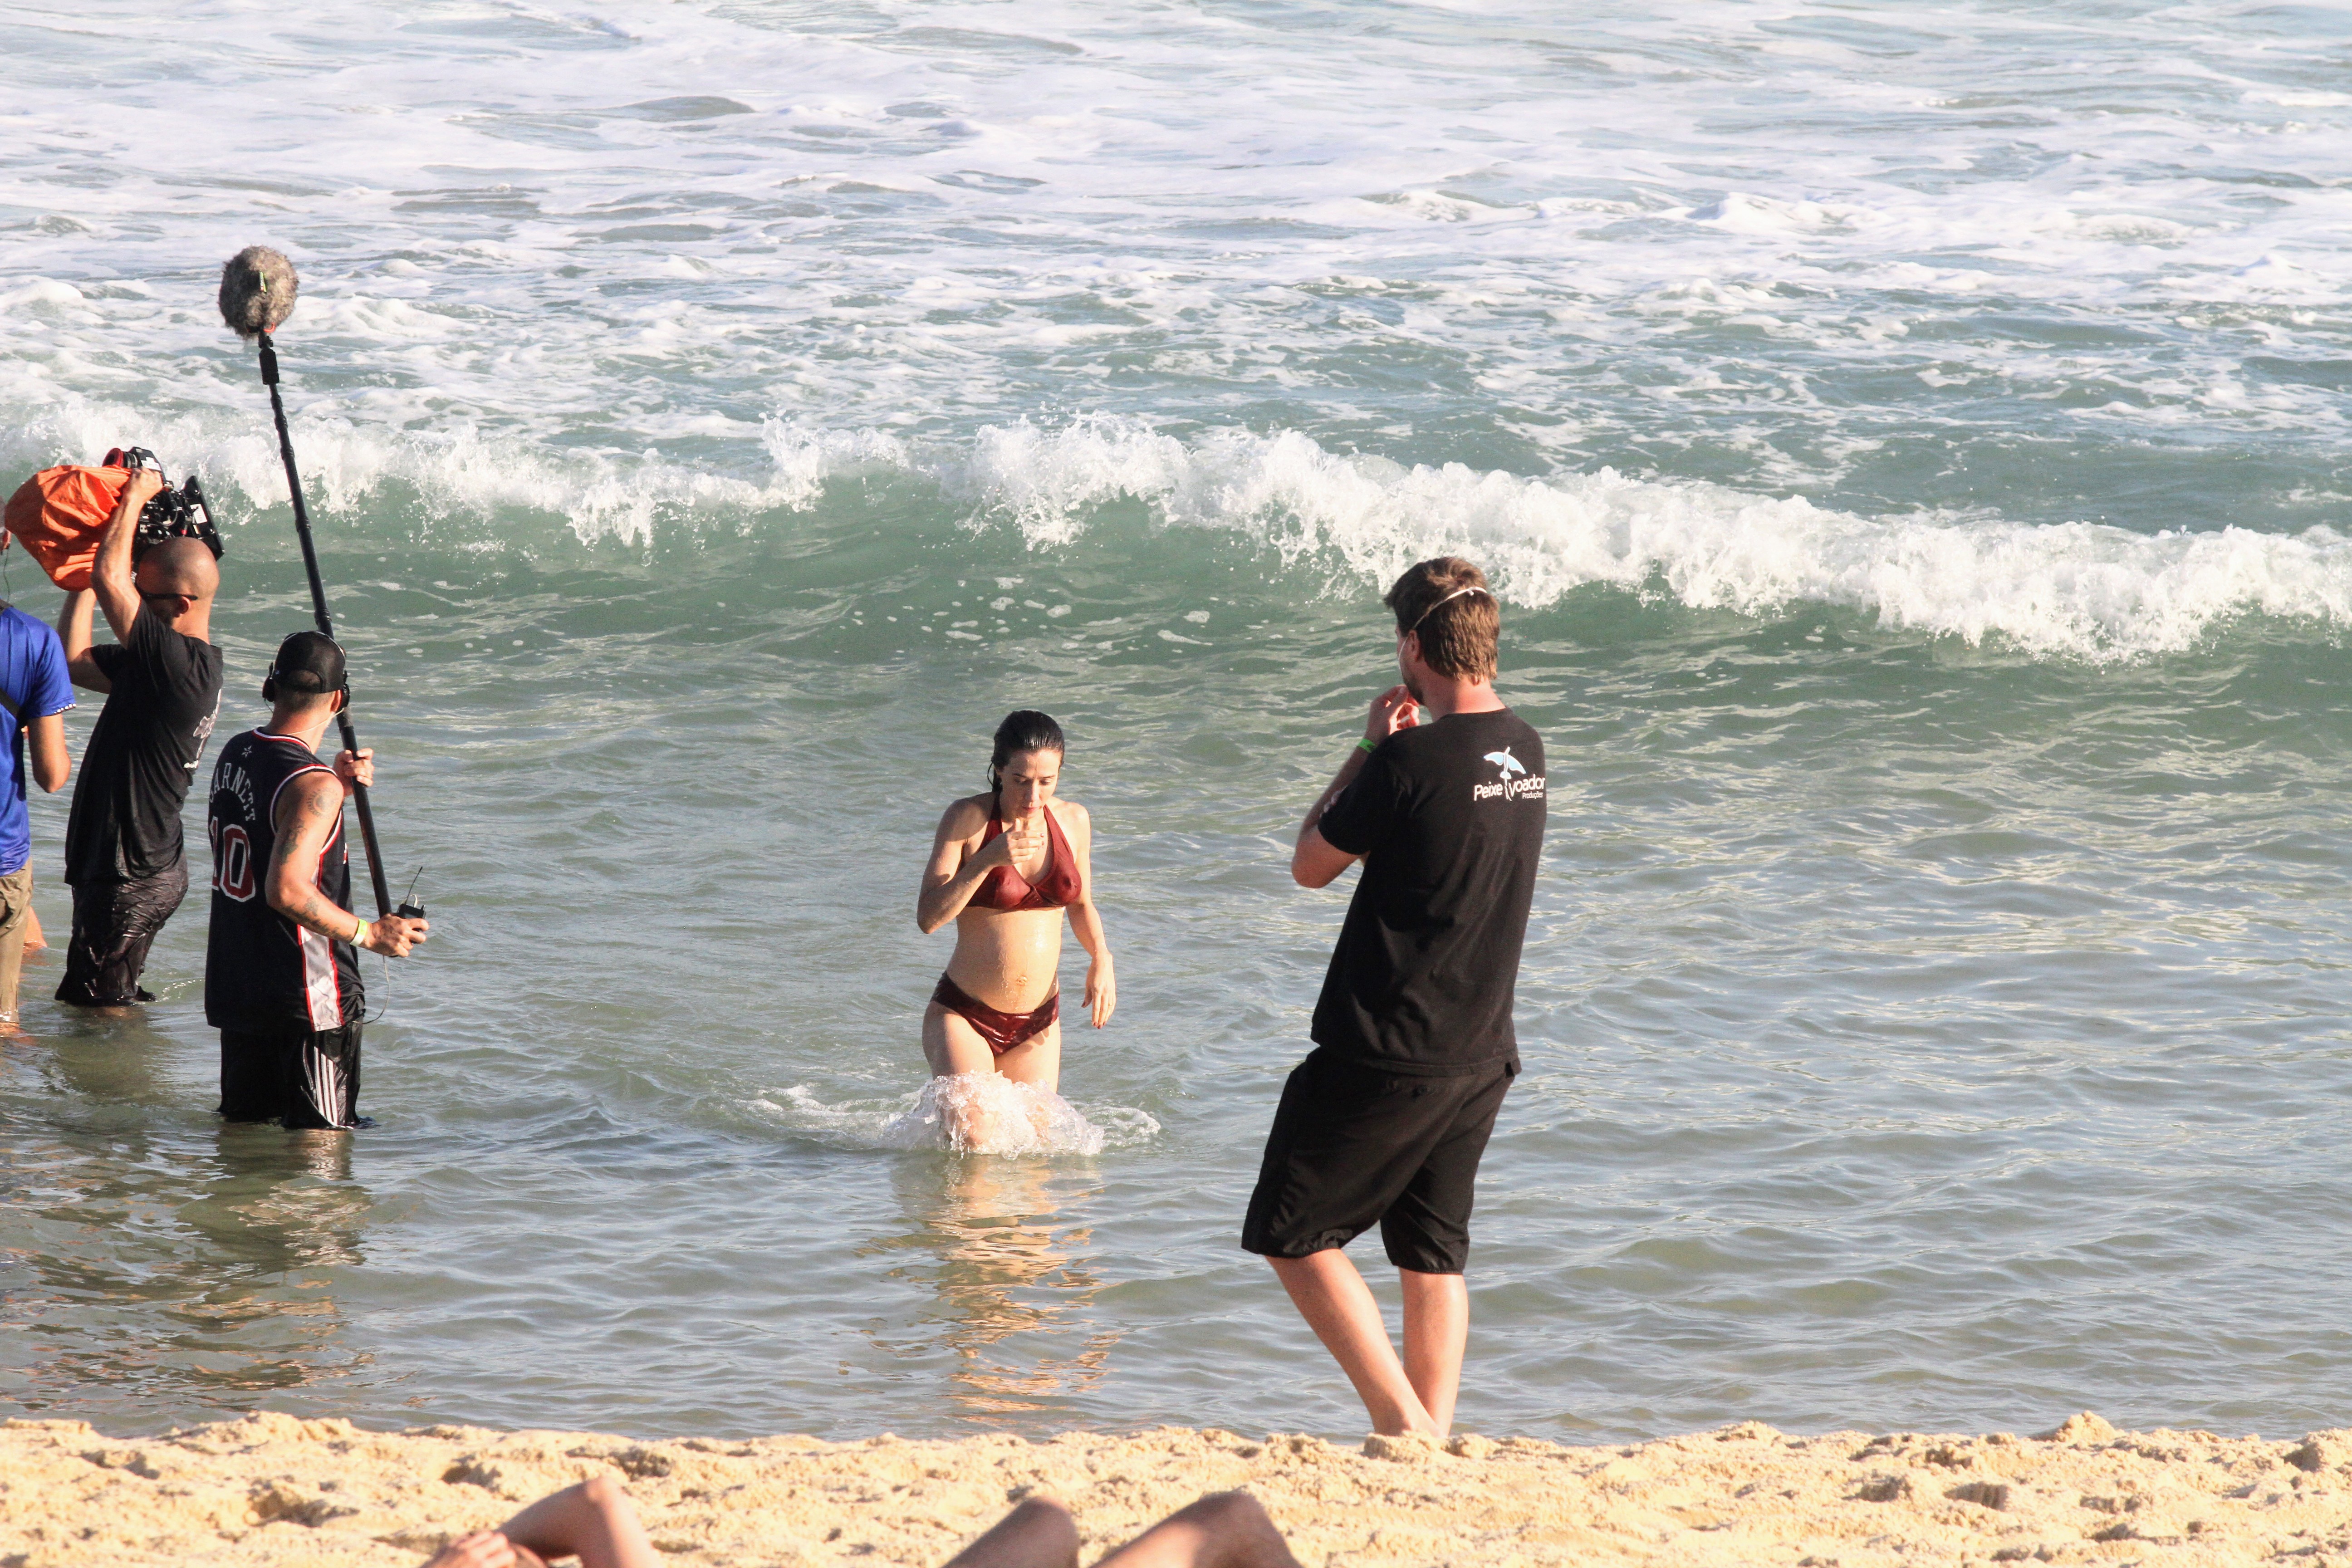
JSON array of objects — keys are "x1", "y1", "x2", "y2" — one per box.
[{"x1": 3, "y1": 461, "x2": 132, "y2": 591}]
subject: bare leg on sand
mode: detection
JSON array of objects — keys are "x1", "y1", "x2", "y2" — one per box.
[
  {"x1": 945, "y1": 1492, "x2": 1299, "y2": 1568},
  {"x1": 421, "y1": 1476, "x2": 658, "y2": 1568},
  {"x1": 1267, "y1": 1251, "x2": 1465, "y2": 1436}
]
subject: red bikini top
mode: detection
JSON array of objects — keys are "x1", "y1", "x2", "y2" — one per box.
[{"x1": 972, "y1": 807, "x2": 1082, "y2": 911}]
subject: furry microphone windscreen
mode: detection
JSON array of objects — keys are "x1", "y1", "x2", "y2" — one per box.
[{"x1": 218, "y1": 246, "x2": 299, "y2": 338}]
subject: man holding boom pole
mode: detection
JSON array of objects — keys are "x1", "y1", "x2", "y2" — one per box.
[
  {"x1": 206, "y1": 633, "x2": 426, "y2": 1130},
  {"x1": 201, "y1": 246, "x2": 427, "y2": 1127}
]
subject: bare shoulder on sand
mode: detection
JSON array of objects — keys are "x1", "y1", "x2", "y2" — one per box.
[{"x1": 5, "y1": 1411, "x2": 2350, "y2": 1566}]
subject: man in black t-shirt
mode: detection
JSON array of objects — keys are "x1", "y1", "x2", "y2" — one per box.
[
  {"x1": 55, "y1": 467, "x2": 225, "y2": 1007},
  {"x1": 1242, "y1": 554, "x2": 1546, "y2": 1439}
]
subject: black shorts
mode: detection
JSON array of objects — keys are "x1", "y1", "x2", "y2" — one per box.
[
  {"x1": 220, "y1": 1022, "x2": 364, "y2": 1130},
  {"x1": 57, "y1": 863, "x2": 189, "y2": 1007},
  {"x1": 1241, "y1": 1048, "x2": 1515, "y2": 1275}
]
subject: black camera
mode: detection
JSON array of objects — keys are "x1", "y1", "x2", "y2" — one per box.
[{"x1": 104, "y1": 447, "x2": 225, "y2": 562}]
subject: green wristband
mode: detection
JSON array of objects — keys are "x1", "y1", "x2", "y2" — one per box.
[{"x1": 1356, "y1": 736, "x2": 1379, "y2": 755}]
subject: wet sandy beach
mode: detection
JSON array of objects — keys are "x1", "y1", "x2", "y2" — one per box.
[{"x1": 6, "y1": 1411, "x2": 2350, "y2": 1566}]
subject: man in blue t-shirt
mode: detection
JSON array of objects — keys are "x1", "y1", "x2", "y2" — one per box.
[{"x1": 0, "y1": 601, "x2": 75, "y2": 1023}]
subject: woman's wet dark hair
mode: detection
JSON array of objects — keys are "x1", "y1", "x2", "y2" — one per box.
[{"x1": 988, "y1": 710, "x2": 1066, "y2": 804}]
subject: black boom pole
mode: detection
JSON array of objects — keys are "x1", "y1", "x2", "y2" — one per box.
[{"x1": 255, "y1": 330, "x2": 394, "y2": 918}]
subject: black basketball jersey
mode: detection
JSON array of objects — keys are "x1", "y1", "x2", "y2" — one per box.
[{"x1": 203, "y1": 728, "x2": 361, "y2": 1033}]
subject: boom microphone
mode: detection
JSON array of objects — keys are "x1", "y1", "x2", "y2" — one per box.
[
  {"x1": 217, "y1": 245, "x2": 402, "y2": 920},
  {"x1": 218, "y1": 246, "x2": 298, "y2": 339}
]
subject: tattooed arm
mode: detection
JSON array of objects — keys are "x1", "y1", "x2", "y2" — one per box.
[{"x1": 269, "y1": 771, "x2": 430, "y2": 957}]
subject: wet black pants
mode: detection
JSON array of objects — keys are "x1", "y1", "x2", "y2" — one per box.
[
  {"x1": 219, "y1": 1022, "x2": 364, "y2": 1131},
  {"x1": 58, "y1": 863, "x2": 189, "y2": 1007}
]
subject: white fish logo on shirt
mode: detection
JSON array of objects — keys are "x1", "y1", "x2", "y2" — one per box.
[{"x1": 1485, "y1": 747, "x2": 1526, "y2": 779}]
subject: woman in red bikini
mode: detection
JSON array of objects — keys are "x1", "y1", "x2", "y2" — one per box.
[{"x1": 916, "y1": 711, "x2": 1114, "y2": 1134}]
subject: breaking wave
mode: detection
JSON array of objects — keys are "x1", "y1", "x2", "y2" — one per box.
[
  {"x1": 770, "y1": 416, "x2": 2352, "y2": 661},
  {"x1": 9, "y1": 380, "x2": 2351, "y2": 661}
]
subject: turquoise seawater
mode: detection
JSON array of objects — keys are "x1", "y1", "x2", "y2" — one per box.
[{"x1": 5, "y1": 0, "x2": 2352, "y2": 1444}]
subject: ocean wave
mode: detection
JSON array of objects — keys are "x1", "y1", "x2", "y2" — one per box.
[
  {"x1": 774, "y1": 416, "x2": 2352, "y2": 661},
  {"x1": 10, "y1": 387, "x2": 2350, "y2": 660},
  {"x1": 0, "y1": 388, "x2": 797, "y2": 549}
]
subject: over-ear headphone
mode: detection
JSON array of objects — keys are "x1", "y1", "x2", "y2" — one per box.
[{"x1": 261, "y1": 666, "x2": 351, "y2": 708}]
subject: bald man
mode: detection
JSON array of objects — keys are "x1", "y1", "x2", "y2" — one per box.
[{"x1": 55, "y1": 467, "x2": 225, "y2": 1008}]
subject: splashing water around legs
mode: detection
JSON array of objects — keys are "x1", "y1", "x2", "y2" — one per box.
[{"x1": 885, "y1": 1073, "x2": 1111, "y2": 1157}]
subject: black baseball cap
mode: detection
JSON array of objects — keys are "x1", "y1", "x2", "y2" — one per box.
[{"x1": 269, "y1": 631, "x2": 348, "y2": 697}]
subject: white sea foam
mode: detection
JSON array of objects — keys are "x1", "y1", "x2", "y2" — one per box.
[
  {"x1": 754, "y1": 1078, "x2": 1157, "y2": 1157},
  {"x1": 762, "y1": 416, "x2": 2352, "y2": 660},
  {"x1": 0, "y1": 385, "x2": 802, "y2": 547}
]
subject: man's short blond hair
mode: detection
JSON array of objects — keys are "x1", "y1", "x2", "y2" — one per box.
[{"x1": 1383, "y1": 556, "x2": 1498, "y2": 680}]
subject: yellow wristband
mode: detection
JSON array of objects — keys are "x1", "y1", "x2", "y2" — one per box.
[{"x1": 351, "y1": 919, "x2": 369, "y2": 947}]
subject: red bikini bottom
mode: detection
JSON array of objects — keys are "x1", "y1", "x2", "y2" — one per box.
[{"x1": 932, "y1": 973, "x2": 1060, "y2": 1055}]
